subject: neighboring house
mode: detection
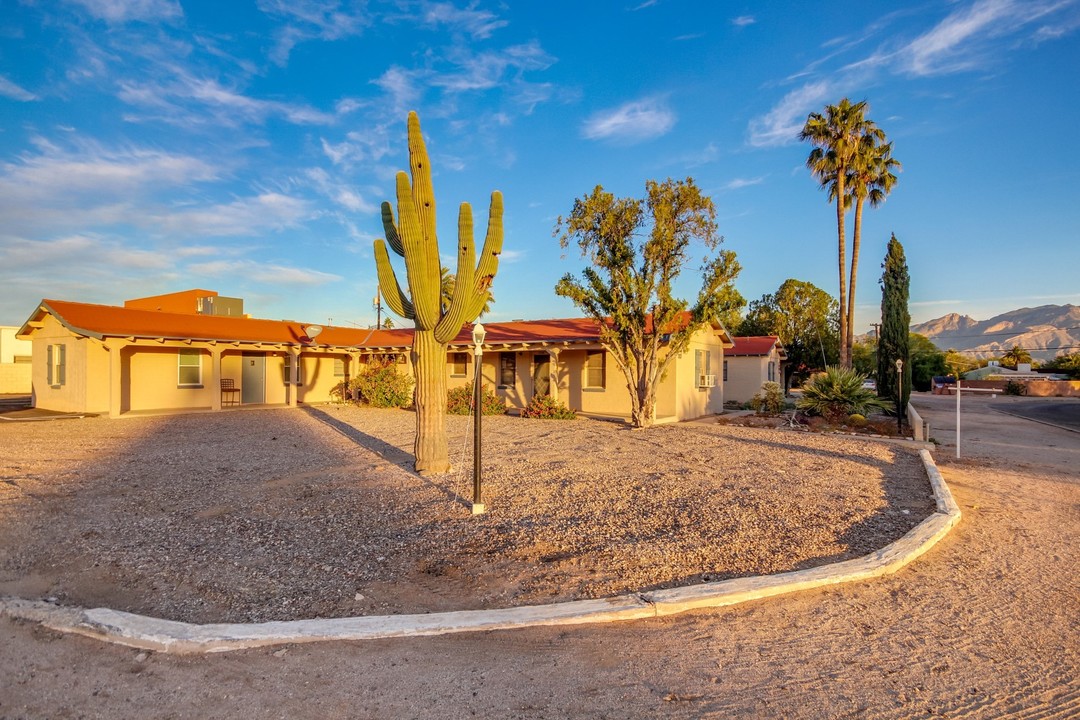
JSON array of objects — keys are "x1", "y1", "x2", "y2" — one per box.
[
  {"x1": 0, "y1": 326, "x2": 34, "y2": 394},
  {"x1": 962, "y1": 363, "x2": 1049, "y2": 381},
  {"x1": 723, "y1": 336, "x2": 787, "y2": 403},
  {"x1": 17, "y1": 290, "x2": 732, "y2": 422}
]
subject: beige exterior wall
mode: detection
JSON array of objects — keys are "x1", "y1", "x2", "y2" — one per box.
[
  {"x1": 0, "y1": 326, "x2": 32, "y2": 393},
  {"x1": 29, "y1": 315, "x2": 95, "y2": 413},
  {"x1": 126, "y1": 346, "x2": 215, "y2": 412},
  {"x1": 724, "y1": 349, "x2": 782, "y2": 403}
]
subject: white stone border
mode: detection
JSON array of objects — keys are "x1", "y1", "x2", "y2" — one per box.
[{"x1": 1, "y1": 449, "x2": 960, "y2": 654}]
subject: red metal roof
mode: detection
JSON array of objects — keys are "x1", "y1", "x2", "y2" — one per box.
[{"x1": 728, "y1": 336, "x2": 786, "y2": 357}]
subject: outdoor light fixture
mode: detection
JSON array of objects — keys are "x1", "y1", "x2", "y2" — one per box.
[
  {"x1": 895, "y1": 358, "x2": 904, "y2": 432},
  {"x1": 472, "y1": 323, "x2": 486, "y2": 515}
]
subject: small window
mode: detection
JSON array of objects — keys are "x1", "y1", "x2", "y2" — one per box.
[
  {"x1": 334, "y1": 358, "x2": 345, "y2": 377},
  {"x1": 47, "y1": 344, "x2": 66, "y2": 387},
  {"x1": 450, "y1": 352, "x2": 468, "y2": 377},
  {"x1": 585, "y1": 351, "x2": 605, "y2": 389},
  {"x1": 723, "y1": 360, "x2": 729, "y2": 382},
  {"x1": 178, "y1": 350, "x2": 201, "y2": 386},
  {"x1": 283, "y1": 355, "x2": 304, "y2": 385},
  {"x1": 768, "y1": 361, "x2": 776, "y2": 382},
  {"x1": 499, "y1": 353, "x2": 516, "y2": 387}
]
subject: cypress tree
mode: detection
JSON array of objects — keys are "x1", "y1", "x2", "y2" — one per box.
[{"x1": 878, "y1": 234, "x2": 911, "y2": 409}]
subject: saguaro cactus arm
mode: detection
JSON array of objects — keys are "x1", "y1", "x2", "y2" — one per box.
[
  {"x1": 465, "y1": 190, "x2": 504, "y2": 320},
  {"x1": 394, "y1": 170, "x2": 442, "y2": 329},
  {"x1": 381, "y1": 202, "x2": 405, "y2": 257},
  {"x1": 374, "y1": 239, "x2": 415, "y2": 319}
]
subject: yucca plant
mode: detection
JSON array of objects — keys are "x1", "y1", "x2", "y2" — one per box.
[{"x1": 797, "y1": 366, "x2": 890, "y2": 423}]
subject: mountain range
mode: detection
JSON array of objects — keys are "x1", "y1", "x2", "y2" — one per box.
[{"x1": 910, "y1": 305, "x2": 1080, "y2": 361}]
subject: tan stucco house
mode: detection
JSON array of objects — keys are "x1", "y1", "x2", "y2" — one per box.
[
  {"x1": 17, "y1": 290, "x2": 732, "y2": 422},
  {"x1": 0, "y1": 325, "x2": 33, "y2": 394},
  {"x1": 723, "y1": 336, "x2": 787, "y2": 403}
]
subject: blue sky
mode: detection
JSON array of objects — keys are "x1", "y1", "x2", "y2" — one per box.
[{"x1": 2, "y1": 0, "x2": 1078, "y2": 334}]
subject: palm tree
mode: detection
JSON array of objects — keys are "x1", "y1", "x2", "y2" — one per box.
[
  {"x1": 1001, "y1": 345, "x2": 1032, "y2": 369},
  {"x1": 847, "y1": 137, "x2": 900, "y2": 358},
  {"x1": 442, "y1": 265, "x2": 493, "y2": 317},
  {"x1": 799, "y1": 98, "x2": 880, "y2": 369}
]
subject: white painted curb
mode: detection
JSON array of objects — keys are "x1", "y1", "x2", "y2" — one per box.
[{"x1": 1, "y1": 449, "x2": 960, "y2": 654}]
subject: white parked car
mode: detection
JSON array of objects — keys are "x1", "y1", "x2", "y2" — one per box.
[{"x1": 861, "y1": 378, "x2": 877, "y2": 391}]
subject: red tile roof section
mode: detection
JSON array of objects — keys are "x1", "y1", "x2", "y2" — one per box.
[
  {"x1": 30, "y1": 300, "x2": 727, "y2": 350},
  {"x1": 728, "y1": 336, "x2": 785, "y2": 357}
]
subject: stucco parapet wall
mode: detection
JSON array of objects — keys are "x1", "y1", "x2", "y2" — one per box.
[{"x1": 0, "y1": 449, "x2": 960, "y2": 654}]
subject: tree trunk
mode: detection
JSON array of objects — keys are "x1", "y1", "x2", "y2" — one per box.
[
  {"x1": 847, "y1": 196, "x2": 864, "y2": 367},
  {"x1": 836, "y1": 174, "x2": 849, "y2": 369},
  {"x1": 412, "y1": 329, "x2": 450, "y2": 475}
]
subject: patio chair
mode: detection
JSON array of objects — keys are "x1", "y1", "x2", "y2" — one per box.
[{"x1": 220, "y1": 378, "x2": 241, "y2": 407}]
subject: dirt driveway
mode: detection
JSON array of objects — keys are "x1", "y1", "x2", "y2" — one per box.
[{"x1": 2, "y1": 396, "x2": 1077, "y2": 719}]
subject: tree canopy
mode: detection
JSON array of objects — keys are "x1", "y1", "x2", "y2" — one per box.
[
  {"x1": 555, "y1": 177, "x2": 743, "y2": 427},
  {"x1": 738, "y1": 278, "x2": 838, "y2": 389}
]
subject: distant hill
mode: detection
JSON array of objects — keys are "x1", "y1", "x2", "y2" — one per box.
[{"x1": 910, "y1": 304, "x2": 1080, "y2": 361}]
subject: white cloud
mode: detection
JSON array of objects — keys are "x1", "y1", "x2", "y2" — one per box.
[
  {"x1": 582, "y1": 97, "x2": 676, "y2": 142},
  {"x1": 151, "y1": 193, "x2": 310, "y2": 237},
  {"x1": 432, "y1": 41, "x2": 555, "y2": 93},
  {"x1": 731, "y1": 15, "x2": 756, "y2": 27},
  {"x1": 421, "y1": 2, "x2": 509, "y2": 38},
  {"x1": 748, "y1": 0, "x2": 1079, "y2": 147},
  {"x1": 722, "y1": 177, "x2": 765, "y2": 190},
  {"x1": 0, "y1": 75, "x2": 38, "y2": 101},
  {"x1": 65, "y1": 0, "x2": 183, "y2": 23},
  {"x1": 257, "y1": 0, "x2": 371, "y2": 65},
  {"x1": 190, "y1": 259, "x2": 342, "y2": 285},
  {"x1": 304, "y1": 167, "x2": 377, "y2": 213},
  {"x1": 748, "y1": 80, "x2": 834, "y2": 147},
  {"x1": 119, "y1": 71, "x2": 338, "y2": 127}
]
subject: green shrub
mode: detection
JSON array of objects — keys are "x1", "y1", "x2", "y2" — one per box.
[
  {"x1": 749, "y1": 381, "x2": 785, "y2": 416},
  {"x1": 797, "y1": 366, "x2": 891, "y2": 423},
  {"x1": 447, "y1": 384, "x2": 507, "y2": 416},
  {"x1": 1003, "y1": 379, "x2": 1027, "y2": 396},
  {"x1": 350, "y1": 361, "x2": 414, "y2": 408},
  {"x1": 520, "y1": 394, "x2": 577, "y2": 420}
]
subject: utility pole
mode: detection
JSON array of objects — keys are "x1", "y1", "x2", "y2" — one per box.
[
  {"x1": 870, "y1": 323, "x2": 881, "y2": 339},
  {"x1": 373, "y1": 285, "x2": 382, "y2": 329}
]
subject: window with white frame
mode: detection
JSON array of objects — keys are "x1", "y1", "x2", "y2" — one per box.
[
  {"x1": 768, "y1": 361, "x2": 776, "y2": 382},
  {"x1": 584, "y1": 350, "x2": 605, "y2": 389},
  {"x1": 47, "y1": 343, "x2": 66, "y2": 387},
  {"x1": 695, "y1": 349, "x2": 712, "y2": 387},
  {"x1": 177, "y1": 350, "x2": 202, "y2": 387},
  {"x1": 283, "y1": 355, "x2": 304, "y2": 385}
]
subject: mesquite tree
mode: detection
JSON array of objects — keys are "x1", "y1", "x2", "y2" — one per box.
[
  {"x1": 374, "y1": 111, "x2": 503, "y2": 475},
  {"x1": 555, "y1": 178, "x2": 742, "y2": 428},
  {"x1": 877, "y1": 234, "x2": 911, "y2": 408}
]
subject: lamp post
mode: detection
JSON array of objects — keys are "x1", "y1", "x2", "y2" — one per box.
[
  {"x1": 471, "y1": 323, "x2": 486, "y2": 515},
  {"x1": 895, "y1": 358, "x2": 904, "y2": 433}
]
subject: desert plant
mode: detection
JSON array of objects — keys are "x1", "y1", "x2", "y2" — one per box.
[
  {"x1": 1003, "y1": 379, "x2": 1027, "y2": 396},
  {"x1": 446, "y1": 384, "x2": 506, "y2": 416},
  {"x1": 847, "y1": 413, "x2": 868, "y2": 427},
  {"x1": 749, "y1": 381, "x2": 785, "y2": 416},
  {"x1": 520, "y1": 394, "x2": 577, "y2": 420},
  {"x1": 350, "y1": 361, "x2": 414, "y2": 408},
  {"x1": 373, "y1": 111, "x2": 504, "y2": 474},
  {"x1": 797, "y1": 366, "x2": 891, "y2": 422}
]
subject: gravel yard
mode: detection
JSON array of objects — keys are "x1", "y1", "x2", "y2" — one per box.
[{"x1": 0, "y1": 405, "x2": 933, "y2": 624}]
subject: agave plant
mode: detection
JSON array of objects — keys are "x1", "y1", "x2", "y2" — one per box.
[{"x1": 797, "y1": 366, "x2": 891, "y2": 422}]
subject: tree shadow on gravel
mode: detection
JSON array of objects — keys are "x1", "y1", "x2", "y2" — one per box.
[{"x1": 301, "y1": 406, "x2": 470, "y2": 510}]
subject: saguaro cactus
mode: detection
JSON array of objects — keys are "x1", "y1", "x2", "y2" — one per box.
[{"x1": 374, "y1": 111, "x2": 503, "y2": 475}]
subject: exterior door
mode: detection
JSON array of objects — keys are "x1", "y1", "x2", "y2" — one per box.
[
  {"x1": 241, "y1": 353, "x2": 265, "y2": 404},
  {"x1": 532, "y1": 355, "x2": 550, "y2": 397}
]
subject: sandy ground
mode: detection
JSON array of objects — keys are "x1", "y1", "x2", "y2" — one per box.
[{"x1": 0, "y1": 394, "x2": 1077, "y2": 718}]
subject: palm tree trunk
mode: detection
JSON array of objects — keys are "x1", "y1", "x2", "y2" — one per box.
[
  {"x1": 835, "y1": 174, "x2": 849, "y2": 369},
  {"x1": 847, "y1": 196, "x2": 865, "y2": 367}
]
